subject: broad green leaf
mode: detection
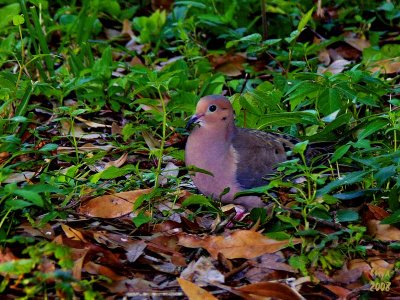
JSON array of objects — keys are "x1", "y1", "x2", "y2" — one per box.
[
  {"x1": 381, "y1": 209, "x2": 400, "y2": 225},
  {"x1": 182, "y1": 194, "x2": 215, "y2": 207},
  {"x1": 310, "y1": 208, "x2": 332, "y2": 220},
  {"x1": 357, "y1": 118, "x2": 388, "y2": 140},
  {"x1": 293, "y1": 140, "x2": 309, "y2": 155},
  {"x1": 322, "y1": 194, "x2": 338, "y2": 205},
  {"x1": 10, "y1": 116, "x2": 28, "y2": 122},
  {"x1": 24, "y1": 184, "x2": 63, "y2": 194},
  {"x1": 5, "y1": 199, "x2": 33, "y2": 210},
  {"x1": 331, "y1": 144, "x2": 351, "y2": 163},
  {"x1": 297, "y1": 8, "x2": 314, "y2": 32},
  {"x1": 90, "y1": 165, "x2": 134, "y2": 184},
  {"x1": 39, "y1": 143, "x2": 58, "y2": 152},
  {"x1": 277, "y1": 214, "x2": 301, "y2": 227},
  {"x1": 317, "y1": 88, "x2": 341, "y2": 115},
  {"x1": 309, "y1": 112, "x2": 352, "y2": 141},
  {"x1": 132, "y1": 210, "x2": 152, "y2": 227},
  {"x1": 240, "y1": 33, "x2": 262, "y2": 43},
  {"x1": 0, "y1": 4, "x2": 20, "y2": 30},
  {"x1": 175, "y1": 1, "x2": 207, "y2": 9},
  {"x1": 296, "y1": 229, "x2": 320, "y2": 236},
  {"x1": 13, "y1": 190, "x2": 44, "y2": 207},
  {"x1": 374, "y1": 165, "x2": 397, "y2": 186},
  {"x1": 12, "y1": 14, "x2": 24, "y2": 26},
  {"x1": 289, "y1": 254, "x2": 308, "y2": 275},
  {"x1": 317, "y1": 171, "x2": 370, "y2": 196},
  {"x1": 266, "y1": 231, "x2": 291, "y2": 240},
  {"x1": 336, "y1": 209, "x2": 359, "y2": 222},
  {"x1": 0, "y1": 259, "x2": 35, "y2": 275},
  {"x1": 333, "y1": 190, "x2": 375, "y2": 200},
  {"x1": 258, "y1": 111, "x2": 318, "y2": 128}
]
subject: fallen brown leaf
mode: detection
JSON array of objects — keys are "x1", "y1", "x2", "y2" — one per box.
[
  {"x1": 367, "y1": 219, "x2": 400, "y2": 241},
  {"x1": 177, "y1": 278, "x2": 218, "y2": 300},
  {"x1": 344, "y1": 36, "x2": 371, "y2": 51},
  {"x1": 368, "y1": 59, "x2": 400, "y2": 74},
  {"x1": 180, "y1": 256, "x2": 224, "y2": 286},
  {"x1": 71, "y1": 248, "x2": 89, "y2": 281},
  {"x1": 366, "y1": 204, "x2": 390, "y2": 220},
  {"x1": 0, "y1": 248, "x2": 18, "y2": 264},
  {"x1": 104, "y1": 152, "x2": 128, "y2": 169},
  {"x1": 121, "y1": 19, "x2": 135, "y2": 38},
  {"x1": 236, "y1": 282, "x2": 304, "y2": 300},
  {"x1": 74, "y1": 116, "x2": 111, "y2": 128},
  {"x1": 209, "y1": 53, "x2": 246, "y2": 77},
  {"x1": 322, "y1": 284, "x2": 351, "y2": 299},
  {"x1": 178, "y1": 230, "x2": 300, "y2": 259},
  {"x1": 61, "y1": 224, "x2": 86, "y2": 242},
  {"x1": 318, "y1": 59, "x2": 351, "y2": 74},
  {"x1": 84, "y1": 261, "x2": 125, "y2": 281},
  {"x1": 78, "y1": 189, "x2": 152, "y2": 218}
]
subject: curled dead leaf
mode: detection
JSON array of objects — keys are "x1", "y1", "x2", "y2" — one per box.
[
  {"x1": 322, "y1": 284, "x2": 351, "y2": 299},
  {"x1": 178, "y1": 230, "x2": 300, "y2": 259},
  {"x1": 61, "y1": 224, "x2": 86, "y2": 242},
  {"x1": 367, "y1": 219, "x2": 400, "y2": 241},
  {"x1": 74, "y1": 116, "x2": 111, "y2": 128},
  {"x1": 180, "y1": 256, "x2": 224, "y2": 286},
  {"x1": 177, "y1": 278, "x2": 218, "y2": 300},
  {"x1": 368, "y1": 59, "x2": 400, "y2": 74},
  {"x1": 236, "y1": 282, "x2": 305, "y2": 300},
  {"x1": 84, "y1": 261, "x2": 125, "y2": 281},
  {"x1": 78, "y1": 189, "x2": 152, "y2": 218},
  {"x1": 104, "y1": 152, "x2": 128, "y2": 169}
]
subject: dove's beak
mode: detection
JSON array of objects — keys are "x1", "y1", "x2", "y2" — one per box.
[{"x1": 186, "y1": 113, "x2": 204, "y2": 130}]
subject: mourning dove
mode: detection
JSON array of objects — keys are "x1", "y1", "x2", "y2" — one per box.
[{"x1": 185, "y1": 95, "x2": 300, "y2": 209}]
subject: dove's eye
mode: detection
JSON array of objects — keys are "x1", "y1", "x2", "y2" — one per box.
[{"x1": 208, "y1": 105, "x2": 217, "y2": 112}]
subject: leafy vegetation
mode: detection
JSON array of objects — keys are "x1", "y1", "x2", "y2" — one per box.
[{"x1": 0, "y1": 0, "x2": 399, "y2": 298}]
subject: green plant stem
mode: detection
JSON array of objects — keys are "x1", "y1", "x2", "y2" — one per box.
[
  {"x1": 154, "y1": 88, "x2": 168, "y2": 189},
  {"x1": 0, "y1": 208, "x2": 12, "y2": 229},
  {"x1": 15, "y1": 24, "x2": 24, "y2": 88}
]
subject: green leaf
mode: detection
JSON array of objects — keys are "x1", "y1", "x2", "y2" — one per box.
[
  {"x1": 0, "y1": 259, "x2": 35, "y2": 275},
  {"x1": 381, "y1": 210, "x2": 400, "y2": 225},
  {"x1": 258, "y1": 112, "x2": 318, "y2": 128},
  {"x1": 331, "y1": 144, "x2": 351, "y2": 163},
  {"x1": 132, "y1": 210, "x2": 152, "y2": 227},
  {"x1": 289, "y1": 254, "x2": 308, "y2": 275},
  {"x1": 322, "y1": 194, "x2": 338, "y2": 205},
  {"x1": 317, "y1": 88, "x2": 341, "y2": 115},
  {"x1": 323, "y1": 249, "x2": 344, "y2": 268},
  {"x1": 357, "y1": 118, "x2": 388, "y2": 140},
  {"x1": 292, "y1": 140, "x2": 309, "y2": 155},
  {"x1": 297, "y1": 8, "x2": 314, "y2": 32},
  {"x1": 336, "y1": 209, "x2": 359, "y2": 222},
  {"x1": 265, "y1": 231, "x2": 291, "y2": 240},
  {"x1": 93, "y1": 165, "x2": 134, "y2": 183},
  {"x1": 39, "y1": 143, "x2": 58, "y2": 152},
  {"x1": 296, "y1": 229, "x2": 320, "y2": 236},
  {"x1": 13, "y1": 190, "x2": 44, "y2": 207},
  {"x1": 240, "y1": 33, "x2": 262, "y2": 43},
  {"x1": 374, "y1": 165, "x2": 397, "y2": 187},
  {"x1": 317, "y1": 171, "x2": 370, "y2": 196},
  {"x1": 10, "y1": 116, "x2": 28, "y2": 122},
  {"x1": 5, "y1": 199, "x2": 33, "y2": 210},
  {"x1": 92, "y1": 45, "x2": 112, "y2": 79},
  {"x1": 182, "y1": 194, "x2": 215, "y2": 208},
  {"x1": 277, "y1": 214, "x2": 301, "y2": 227},
  {"x1": 12, "y1": 14, "x2": 24, "y2": 26},
  {"x1": 0, "y1": 4, "x2": 20, "y2": 30}
]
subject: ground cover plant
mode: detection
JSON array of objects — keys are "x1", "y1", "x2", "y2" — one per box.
[{"x1": 0, "y1": 0, "x2": 399, "y2": 298}]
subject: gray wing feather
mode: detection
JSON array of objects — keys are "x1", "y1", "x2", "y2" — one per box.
[{"x1": 232, "y1": 129, "x2": 297, "y2": 189}]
